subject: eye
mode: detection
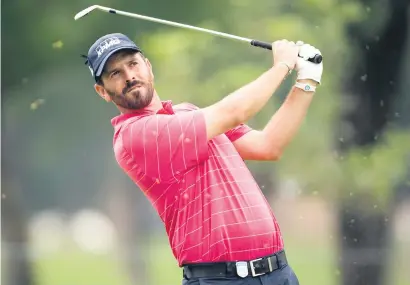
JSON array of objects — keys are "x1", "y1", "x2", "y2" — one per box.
[
  {"x1": 110, "y1": 70, "x2": 120, "y2": 78},
  {"x1": 130, "y1": 61, "x2": 138, "y2": 66}
]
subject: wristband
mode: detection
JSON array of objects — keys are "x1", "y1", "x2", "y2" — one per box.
[
  {"x1": 294, "y1": 81, "x2": 316, "y2": 92},
  {"x1": 277, "y1": 61, "x2": 292, "y2": 75}
]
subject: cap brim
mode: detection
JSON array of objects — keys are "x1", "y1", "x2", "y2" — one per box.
[{"x1": 95, "y1": 45, "x2": 141, "y2": 78}]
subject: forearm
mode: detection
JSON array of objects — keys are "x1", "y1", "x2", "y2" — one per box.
[
  {"x1": 202, "y1": 40, "x2": 302, "y2": 140},
  {"x1": 219, "y1": 64, "x2": 289, "y2": 124},
  {"x1": 262, "y1": 80, "x2": 316, "y2": 153}
]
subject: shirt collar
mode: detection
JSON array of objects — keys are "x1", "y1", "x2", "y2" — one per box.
[{"x1": 111, "y1": 100, "x2": 174, "y2": 128}]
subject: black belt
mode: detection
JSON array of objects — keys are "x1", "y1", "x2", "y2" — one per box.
[{"x1": 182, "y1": 250, "x2": 288, "y2": 279}]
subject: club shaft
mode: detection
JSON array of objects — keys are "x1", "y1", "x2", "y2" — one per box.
[
  {"x1": 75, "y1": 5, "x2": 322, "y2": 64},
  {"x1": 98, "y1": 6, "x2": 252, "y2": 43}
]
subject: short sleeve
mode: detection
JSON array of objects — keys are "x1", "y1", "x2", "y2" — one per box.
[
  {"x1": 122, "y1": 110, "x2": 209, "y2": 183},
  {"x1": 224, "y1": 124, "x2": 253, "y2": 142}
]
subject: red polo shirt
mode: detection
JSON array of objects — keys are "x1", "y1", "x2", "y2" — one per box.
[{"x1": 111, "y1": 101, "x2": 284, "y2": 266}]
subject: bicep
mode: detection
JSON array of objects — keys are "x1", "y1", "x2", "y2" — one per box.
[
  {"x1": 232, "y1": 130, "x2": 278, "y2": 161},
  {"x1": 202, "y1": 104, "x2": 241, "y2": 140}
]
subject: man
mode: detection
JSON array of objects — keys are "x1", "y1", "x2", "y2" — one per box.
[{"x1": 83, "y1": 33, "x2": 323, "y2": 285}]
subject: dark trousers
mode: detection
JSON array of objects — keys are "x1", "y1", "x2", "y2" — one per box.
[{"x1": 182, "y1": 264, "x2": 300, "y2": 285}]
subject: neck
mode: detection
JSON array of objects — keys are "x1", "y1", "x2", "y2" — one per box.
[{"x1": 117, "y1": 90, "x2": 162, "y2": 114}]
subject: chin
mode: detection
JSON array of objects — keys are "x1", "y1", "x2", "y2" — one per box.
[
  {"x1": 140, "y1": 92, "x2": 154, "y2": 106},
  {"x1": 127, "y1": 98, "x2": 152, "y2": 110}
]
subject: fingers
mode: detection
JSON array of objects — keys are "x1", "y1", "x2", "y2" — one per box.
[
  {"x1": 272, "y1": 39, "x2": 292, "y2": 57},
  {"x1": 273, "y1": 39, "x2": 295, "y2": 46},
  {"x1": 299, "y1": 43, "x2": 321, "y2": 60},
  {"x1": 272, "y1": 40, "x2": 300, "y2": 50},
  {"x1": 271, "y1": 39, "x2": 300, "y2": 70},
  {"x1": 271, "y1": 39, "x2": 322, "y2": 68},
  {"x1": 272, "y1": 39, "x2": 296, "y2": 55}
]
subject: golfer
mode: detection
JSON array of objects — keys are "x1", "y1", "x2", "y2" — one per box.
[{"x1": 83, "y1": 33, "x2": 323, "y2": 285}]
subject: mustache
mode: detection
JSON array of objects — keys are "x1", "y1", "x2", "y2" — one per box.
[{"x1": 122, "y1": 80, "x2": 145, "y2": 95}]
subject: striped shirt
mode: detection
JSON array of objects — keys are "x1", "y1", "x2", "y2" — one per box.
[{"x1": 111, "y1": 100, "x2": 284, "y2": 266}]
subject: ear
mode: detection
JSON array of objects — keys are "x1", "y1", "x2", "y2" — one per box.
[
  {"x1": 145, "y1": 58, "x2": 154, "y2": 80},
  {"x1": 94, "y1": 83, "x2": 112, "y2": 102}
]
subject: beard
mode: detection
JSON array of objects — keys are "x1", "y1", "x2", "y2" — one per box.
[{"x1": 106, "y1": 79, "x2": 154, "y2": 110}]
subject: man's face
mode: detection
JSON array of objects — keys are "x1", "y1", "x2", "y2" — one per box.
[{"x1": 97, "y1": 50, "x2": 155, "y2": 110}]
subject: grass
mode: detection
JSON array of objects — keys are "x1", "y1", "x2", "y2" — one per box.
[
  {"x1": 389, "y1": 240, "x2": 410, "y2": 285},
  {"x1": 146, "y1": 236, "x2": 339, "y2": 285},
  {"x1": 33, "y1": 248, "x2": 132, "y2": 285},
  {"x1": 32, "y1": 236, "x2": 408, "y2": 285}
]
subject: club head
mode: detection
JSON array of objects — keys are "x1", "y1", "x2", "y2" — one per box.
[{"x1": 74, "y1": 5, "x2": 100, "y2": 20}]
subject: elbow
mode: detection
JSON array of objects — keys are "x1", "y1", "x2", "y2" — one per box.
[
  {"x1": 258, "y1": 143, "x2": 282, "y2": 161},
  {"x1": 265, "y1": 147, "x2": 282, "y2": 161},
  {"x1": 260, "y1": 134, "x2": 282, "y2": 161}
]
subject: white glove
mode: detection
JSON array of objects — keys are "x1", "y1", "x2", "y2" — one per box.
[{"x1": 295, "y1": 41, "x2": 323, "y2": 84}]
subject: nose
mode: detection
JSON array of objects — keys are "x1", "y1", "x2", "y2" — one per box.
[{"x1": 124, "y1": 68, "x2": 135, "y2": 83}]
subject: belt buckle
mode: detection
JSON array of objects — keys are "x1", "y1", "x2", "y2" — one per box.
[{"x1": 250, "y1": 257, "x2": 273, "y2": 277}]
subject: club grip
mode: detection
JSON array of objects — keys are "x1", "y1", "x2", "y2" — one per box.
[{"x1": 250, "y1": 40, "x2": 323, "y2": 64}]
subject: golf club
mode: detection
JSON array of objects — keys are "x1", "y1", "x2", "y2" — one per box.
[{"x1": 74, "y1": 5, "x2": 323, "y2": 64}]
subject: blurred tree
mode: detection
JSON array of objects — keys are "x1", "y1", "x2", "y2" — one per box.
[
  {"x1": 1, "y1": 0, "x2": 232, "y2": 91},
  {"x1": 3, "y1": 0, "x2": 410, "y2": 284},
  {"x1": 1, "y1": 166, "x2": 33, "y2": 285},
  {"x1": 338, "y1": 0, "x2": 410, "y2": 284},
  {"x1": 2, "y1": 2, "x2": 232, "y2": 285}
]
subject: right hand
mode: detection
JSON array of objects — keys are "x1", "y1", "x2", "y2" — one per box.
[{"x1": 272, "y1": 39, "x2": 299, "y2": 71}]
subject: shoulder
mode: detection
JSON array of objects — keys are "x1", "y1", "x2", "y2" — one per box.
[
  {"x1": 173, "y1": 102, "x2": 201, "y2": 112},
  {"x1": 113, "y1": 115, "x2": 151, "y2": 151}
]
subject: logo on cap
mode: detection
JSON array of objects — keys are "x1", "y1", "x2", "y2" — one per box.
[{"x1": 95, "y1": 37, "x2": 121, "y2": 58}]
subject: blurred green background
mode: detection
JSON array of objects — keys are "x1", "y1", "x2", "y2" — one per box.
[{"x1": 2, "y1": 0, "x2": 410, "y2": 285}]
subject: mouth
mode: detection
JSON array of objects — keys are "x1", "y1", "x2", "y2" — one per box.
[{"x1": 127, "y1": 85, "x2": 140, "y2": 93}]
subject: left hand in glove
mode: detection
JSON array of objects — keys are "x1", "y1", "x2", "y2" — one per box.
[{"x1": 295, "y1": 41, "x2": 323, "y2": 85}]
